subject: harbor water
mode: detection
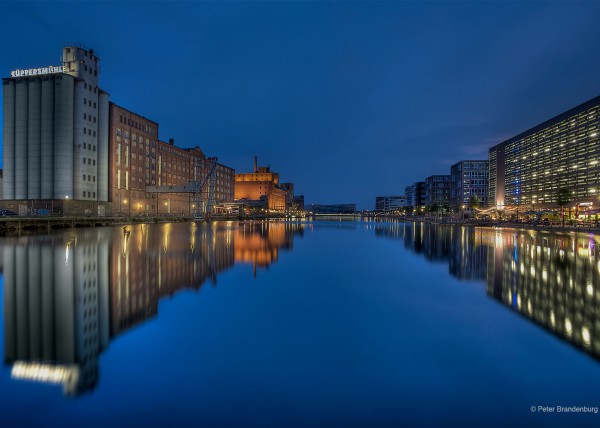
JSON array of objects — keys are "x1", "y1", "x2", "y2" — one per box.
[{"x1": 0, "y1": 220, "x2": 599, "y2": 427}]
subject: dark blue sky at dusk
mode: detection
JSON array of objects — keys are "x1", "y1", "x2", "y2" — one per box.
[{"x1": 2, "y1": 1, "x2": 600, "y2": 209}]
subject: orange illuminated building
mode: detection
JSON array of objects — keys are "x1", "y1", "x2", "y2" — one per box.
[{"x1": 234, "y1": 157, "x2": 287, "y2": 211}]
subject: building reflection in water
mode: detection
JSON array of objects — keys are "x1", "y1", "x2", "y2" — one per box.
[
  {"x1": 3, "y1": 231, "x2": 110, "y2": 395},
  {"x1": 487, "y1": 229, "x2": 600, "y2": 359},
  {"x1": 2, "y1": 221, "x2": 303, "y2": 396},
  {"x1": 375, "y1": 221, "x2": 489, "y2": 280},
  {"x1": 234, "y1": 221, "x2": 300, "y2": 276},
  {"x1": 375, "y1": 221, "x2": 600, "y2": 360}
]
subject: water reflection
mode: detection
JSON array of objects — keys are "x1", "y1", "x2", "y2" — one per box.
[
  {"x1": 376, "y1": 222, "x2": 490, "y2": 280},
  {"x1": 1, "y1": 221, "x2": 303, "y2": 396},
  {"x1": 488, "y1": 229, "x2": 600, "y2": 358},
  {"x1": 375, "y1": 222, "x2": 600, "y2": 360}
]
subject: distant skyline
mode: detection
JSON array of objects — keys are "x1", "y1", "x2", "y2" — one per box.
[{"x1": 2, "y1": 1, "x2": 600, "y2": 209}]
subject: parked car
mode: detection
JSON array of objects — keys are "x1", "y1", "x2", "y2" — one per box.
[{"x1": 0, "y1": 209, "x2": 18, "y2": 216}]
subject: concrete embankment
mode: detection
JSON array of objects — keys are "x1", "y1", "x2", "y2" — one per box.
[{"x1": 0, "y1": 213, "x2": 310, "y2": 233}]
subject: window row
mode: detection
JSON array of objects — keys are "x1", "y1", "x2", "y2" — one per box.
[
  {"x1": 82, "y1": 64, "x2": 98, "y2": 77},
  {"x1": 83, "y1": 113, "x2": 97, "y2": 123},
  {"x1": 83, "y1": 98, "x2": 97, "y2": 109},
  {"x1": 117, "y1": 115, "x2": 156, "y2": 135},
  {"x1": 83, "y1": 127, "x2": 97, "y2": 138},
  {"x1": 83, "y1": 82, "x2": 97, "y2": 94}
]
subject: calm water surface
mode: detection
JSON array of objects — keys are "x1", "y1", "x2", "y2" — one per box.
[{"x1": 1, "y1": 220, "x2": 600, "y2": 427}]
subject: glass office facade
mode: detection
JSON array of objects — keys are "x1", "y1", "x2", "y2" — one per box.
[{"x1": 493, "y1": 96, "x2": 600, "y2": 207}]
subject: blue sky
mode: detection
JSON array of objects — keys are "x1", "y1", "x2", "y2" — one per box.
[{"x1": 2, "y1": 1, "x2": 600, "y2": 209}]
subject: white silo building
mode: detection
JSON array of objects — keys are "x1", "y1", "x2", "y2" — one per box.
[{"x1": 2, "y1": 45, "x2": 110, "y2": 215}]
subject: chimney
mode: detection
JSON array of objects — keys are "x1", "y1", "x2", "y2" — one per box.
[
  {"x1": 254, "y1": 155, "x2": 258, "y2": 173},
  {"x1": 169, "y1": 138, "x2": 174, "y2": 146}
]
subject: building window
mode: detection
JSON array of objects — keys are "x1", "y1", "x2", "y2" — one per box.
[
  {"x1": 83, "y1": 174, "x2": 86, "y2": 181},
  {"x1": 83, "y1": 157, "x2": 86, "y2": 164},
  {"x1": 83, "y1": 143, "x2": 87, "y2": 149}
]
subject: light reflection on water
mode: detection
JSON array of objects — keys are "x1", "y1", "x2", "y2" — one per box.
[
  {"x1": 1, "y1": 221, "x2": 303, "y2": 396},
  {"x1": 375, "y1": 221, "x2": 600, "y2": 360},
  {"x1": 1, "y1": 220, "x2": 600, "y2": 427}
]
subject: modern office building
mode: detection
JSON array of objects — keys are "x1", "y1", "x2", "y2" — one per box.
[
  {"x1": 488, "y1": 143, "x2": 505, "y2": 208},
  {"x1": 450, "y1": 160, "x2": 489, "y2": 211},
  {"x1": 489, "y1": 95, "x2": 600, "y2": 208},
  {"x1": 404, "y1": 181, "x2": 426, "y2": 214},
  {"x1": 375, "y1": 196, "x2": 405, "y2": 212},
  {"x1": 404, "y1": 186, "x2": 415, "y2": 210},
  {"x1": 234, "y1": 157, "x2": 287, "y2": 211},
  {"x1": 424, "y1": 175, "x2": 451, "y2": 207},
  {"x1": 2, "y1": 45, "x2": 110, "y2": 215}
]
